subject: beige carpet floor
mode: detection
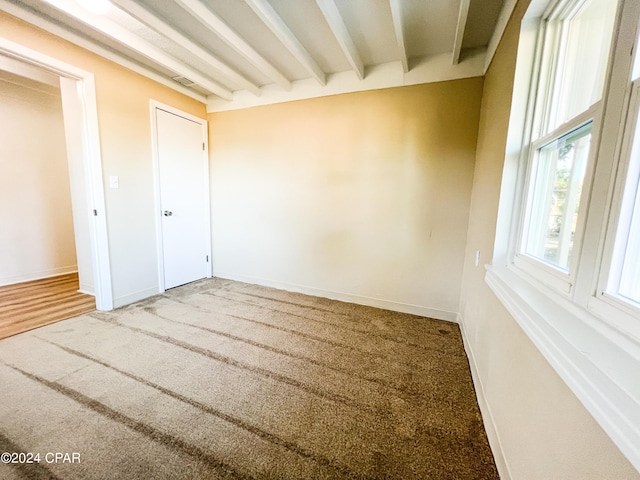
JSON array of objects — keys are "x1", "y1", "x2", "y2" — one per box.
[{"x1": 0, "y1": 277, "x2": 498, "y2": 479}]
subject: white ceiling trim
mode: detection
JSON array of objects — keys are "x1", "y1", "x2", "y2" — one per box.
[
  {"x1": 484, "y1": 0, "x2": 518, "y2": 73},
  {"x1": 0, "y1": 54, "x2": 59, "y2": 87},
  {"x1": 174, "y1": 0, "x2": 292, "y2": 91},
  {"x1": 452, "y1": 0, "x2": 471, "y2": 65},
  {"x1": 389, "y1": 0, "x2": 408, "y2": 74},
  {"x1": 0, "y1": 0, "x2": 207, "y2": 103},
  {"x1": 208, "y1": 48, "x2": 486, "y2": 113},
  {"x1": 109, "y1": 0, "x2": 261, "y2": 96},
  {"x1": 315, "y1": 0, "x2": 364, "y2": 81},
  {"x1": 245, "y1": 0, "x2": 326, "y2": 86},
  {"x1": 42, "y1": 0, "x2": 233, "y2": 99}
]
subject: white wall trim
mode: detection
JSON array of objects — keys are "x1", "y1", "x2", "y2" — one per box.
[
  {"x1": 0, "y1": 267, "x2": 78, "y2": 287},
  {"x1": 0, "y1": 54, "x2": 58, "y2": 86},
  {"x1": 150, "y1": 100, "x2": 212, "y2": 294},
  {"x1": 0, "y1": 36, "x2": 113, "y2": 311},
  {"x1": 458, "y1": 313, "x2": 513, "y2": 480},
  {"x1": 208, "y1": 49, "x2": 486, "y2": 112},
  {"x1": 113, "y1": 286, "x2": 160, "y2": 309},
  {"x1": 213, "y1": 271, "x2": 459, "y2": 322},
  {"x1": 486, "y1": 265, "x2": 640, "y2": 473}
]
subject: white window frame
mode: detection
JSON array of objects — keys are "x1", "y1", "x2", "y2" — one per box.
[
  {"x1": 589, "y1": 79, "x2": 640, "y2": 339},
  {"x1": 486, "y1": 0, "x2": 640, "y2": 472},
  {"x1": 513, "y1": 106, "x2": 600, "y2": 295},
  {"x1": 513, "y1": 0, "x2": 615, "y2": 293}
]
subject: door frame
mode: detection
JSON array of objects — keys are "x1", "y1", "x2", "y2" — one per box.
[
  {"x1": 150, "y1": 100, "x2": 212, "y2": 292},
  {"x1": 0, "y1": 36, "x2": 113, "y2": 310}
]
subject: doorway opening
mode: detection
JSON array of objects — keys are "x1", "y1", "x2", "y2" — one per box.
[
  {"x1": 0, "y1": 63, "x2": 95, "y2": 338},
  {"x1": 0, "y1": 36, "x2": 112, "y2": 339}
]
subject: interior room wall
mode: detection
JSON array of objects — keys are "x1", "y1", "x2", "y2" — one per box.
[
  {"x1": 0, "y1": 72, "x2": 76, "y2": 286},
  {"x1": 0, "y1": 11, "x2": 207, "y2": 307},
  {"x1": 458, "y1": 0, "x2": 640, "y2": 478},
  {"x1": 209, "y1": 80, "x2": 483, "y2": 319}
]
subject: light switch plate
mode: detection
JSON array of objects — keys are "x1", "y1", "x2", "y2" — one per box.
[{"x1": 109, "y1": 175, "x2": 119, "y2": 189}]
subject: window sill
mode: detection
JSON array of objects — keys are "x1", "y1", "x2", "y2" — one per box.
[{"x1": 485, "y1": 264, "x2": 640, "y2": 472}]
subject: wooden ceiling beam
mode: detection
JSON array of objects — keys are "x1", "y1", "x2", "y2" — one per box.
[
  {"x1": 110, "y1": 0, "x2": 261, "y2": 96},
  {"x1": 315, "y1": 0, "x2": 364, "y2": 81},
  {"x1": 452, "y1": 0, "x2": 471, "y2": 65},
  {"x1": 389, "y1": 0, "x2": 408, "y2": 73},
  {"x1": 174, "y1": 0, "x2": 291, "y2": 91},
  {"x1": 245, "y1": 0, "x2": 326, "y2": 86},
  {"x1": 484, "y1": 0, "x2": 517, "y2": 72}
]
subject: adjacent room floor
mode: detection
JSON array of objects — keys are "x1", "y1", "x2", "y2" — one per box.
[
  {"x1": 0, "y1": 273, "x2": 95, "y2": 341},
  {"x1": 0, "y1": 278, "x2": 498, "y2": 479}
]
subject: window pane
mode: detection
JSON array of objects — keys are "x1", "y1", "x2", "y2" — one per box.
[
  {"x1": 611, "y1": 97, "x2": 640, "y2": 306},
  {"x1": 525, "y1": 123, "x2": 592, "y2": 270},
  {"x1": 619, "y1": 184, "x2": 640, "y2": 303},
  {"x1": 548, "y1": 0, "x2": 617, "y2": 130}
]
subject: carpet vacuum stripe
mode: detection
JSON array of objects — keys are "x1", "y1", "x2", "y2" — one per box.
[
  {"x1": 146, "y1": 302, "x2": 408, "y2": 395},
  {"x1": 190, "y1": 293, "x2": 423, "y2": 370},
  {"x1": 213, "y1": 290, "x2": 452, "y2": 352},
  {"x1": 36, "y1": 340, "x2": 373, "y2": 480},
  {"x1": 151, "y1": 301, "x2": 428, "y2": 395},
  {"x1": 6, "y1": 365, "x2": 245, "y2": 479},
  {"x1": 90, "y1": 314, "x2": 376, "y2": 411}
]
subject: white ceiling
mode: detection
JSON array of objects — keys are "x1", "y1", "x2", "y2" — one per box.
[{"x1": 0, "y1": 0, "x2": 513, "y2": 111}]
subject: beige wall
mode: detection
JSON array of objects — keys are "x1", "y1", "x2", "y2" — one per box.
[
  {"x1": 209, "y1": 80, "x2": 483, "y2": 317},
  {"x1": 458, "y1": 1, "x2": 640, "y2": 478},
  {"x1": 0, "y1": 73, "x2": 76, "y2": 285},
  {"x1": 0, "y1": 11, "x2": 207, "y2": 305}
]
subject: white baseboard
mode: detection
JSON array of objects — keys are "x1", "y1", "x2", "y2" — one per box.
[
  {"x1": 0, "y1": 266, "x2": 78, "y2": 287},
  {"x1": 113, "y1": 287, "x2": 160, "y2": 309},
  {"x1": 213, "y1": 271, "x2": 459, "y2": 323},
  {"x1": 458, "y1": 314, "x2": 511, "y2": 480}
]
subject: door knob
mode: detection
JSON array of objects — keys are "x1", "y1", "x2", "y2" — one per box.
[{"x1": 163, "y1": 210, "x2": 173, "y2": 216}]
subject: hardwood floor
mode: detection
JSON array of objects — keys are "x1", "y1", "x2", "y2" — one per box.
[{"x1": 0, "y1": 273, "x2": 95, "y2": 340}]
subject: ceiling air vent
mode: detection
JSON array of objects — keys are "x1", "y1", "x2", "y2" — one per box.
[{"x1": 172, "y1": 75, "x2": 195, "y2": 87}]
